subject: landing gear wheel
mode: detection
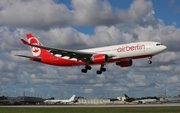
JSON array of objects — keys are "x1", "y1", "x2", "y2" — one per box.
[
  {"x1": 85, "y1": 65, "x2": 91, "y2": 70},
  {"x1": 96, "y1": 70, "x2": 102, "y2": 74},
  {"x1": 148, "y1": 60, "x2": 152, "y2": 64},
  {"x1": 81, "y1": 65, "x2": 91, "y2": 73},
  {"x1": 148, "y1": 56, "x2": 152, "y2": 64},
  {"x1": 96, "y1": 64, "x2": 106, "y2": 74},
  {"x1": 100, "y1": 68, "x2": 106, "y2": 72},
  {"x1": 81, "y1": 69, "x2": 87, "y2": 73}
]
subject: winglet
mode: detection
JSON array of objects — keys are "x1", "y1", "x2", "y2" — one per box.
[{"x1": 21, "y1": 39, "x2": 29, "y2": 44}]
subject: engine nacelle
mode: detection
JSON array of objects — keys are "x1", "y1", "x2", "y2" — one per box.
[
  {"x1": 91, "y1": 54, "x2": 109, "y2": 63},
  {"x1": 116, "y1": 59, "x2": 133, "y2": 67}
]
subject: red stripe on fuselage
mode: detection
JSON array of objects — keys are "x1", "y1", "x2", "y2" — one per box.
[{"x1": 32, "y1": 54, "x2": 153, "y2": 66}]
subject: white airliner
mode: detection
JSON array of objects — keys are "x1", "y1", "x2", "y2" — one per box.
[
  {"x1": 138, "y1": 99, "x2": 158, "y2": 104},
  {"x1": 17, "y1": 34, "x2": 167, "y2": 74},
  {"x1": 124, "y1": 94, "x2": 158, "y2": 104},
  {"x1": 44, "y1": 95, "x2": 76, "y2": 104}
]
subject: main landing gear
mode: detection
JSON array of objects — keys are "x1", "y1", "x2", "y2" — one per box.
[
  {"x1": 96, "y1": 64, "x2": 106, "y2": 74},
  {"x1": 148, "y1": 56, "x2": 152, "y2": 64},
  {"x1": 81, "y1": 65, "x2": 91, "y2": 73},
  {"x1": 81, "y1": 64, "x2": 106, "y2": 74}
]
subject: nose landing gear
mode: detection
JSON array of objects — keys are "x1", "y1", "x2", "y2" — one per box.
[
  {"x1": 148, "y1": 56, "x2": 152, "y2": 64},
  {"x1": 148, "y1": 60, "x2": 152, "y2": 64}
]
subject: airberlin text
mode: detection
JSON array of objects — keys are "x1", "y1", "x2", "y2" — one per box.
[{"x1": 117, "y1": 44, "x2": 145, "y2": 52}]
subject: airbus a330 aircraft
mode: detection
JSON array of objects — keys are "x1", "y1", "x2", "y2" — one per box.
[
  {"x1": 17, "y1": 34, "x2": 167, "y2": 74},
  {"x1": 44, "y1": 95, "x2": 76, "y2": 104}
]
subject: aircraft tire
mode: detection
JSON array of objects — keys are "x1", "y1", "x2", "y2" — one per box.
[
  {"x1": 86, "y1": 65, "x2": 92, "y2": 70},
  {"x1": 148, "y1": 60, "x2": 152, "y2": 64},
  {"x1": 96, "y1": 70, "x2": 102, "y2": 74},
  {"x1": 101, "y1": 68, "x2": 106, "y2": 72},
  {"x1": 81, "y1": 69, "x2": 87, "y2": 73}
]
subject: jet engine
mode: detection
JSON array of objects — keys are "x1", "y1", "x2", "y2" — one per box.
[
  {"x1": 116, "y1": 59, "x2": 133, "y2": 67},
  {"x1": 91, "y1": 54, "x2": 109, "y2": 63}
]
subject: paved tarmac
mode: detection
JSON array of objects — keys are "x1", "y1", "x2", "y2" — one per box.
[{"x1": 0, "y1": 103, "x2": 180, "y2": 108}]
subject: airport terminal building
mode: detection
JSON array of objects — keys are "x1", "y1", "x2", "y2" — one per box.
[
  {"x1": 77, "y1": 98, "x2": 111, "y2": 104},
  {"x1": 0, "y1": 96, "x2": 44, "y2": 105}
]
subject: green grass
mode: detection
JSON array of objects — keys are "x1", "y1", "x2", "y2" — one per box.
[{"x1": 0, "y1": 107, "x2": 180, "y2": 113}]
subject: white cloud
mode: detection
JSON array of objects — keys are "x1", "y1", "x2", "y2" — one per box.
[
  {"x1": 0, "y1": 0, "x2": 179, "y2": 98},
  {"x1": 30, "y1": 87, "x2": 35, "y2": 93},
  {"x1": 111, "y1": 87, "x2": 128, "y2": 92},
  {"x1": 158, "y1": 65, "x2": 173, "y2": 71},
  {"x1": 0, "y1": 0, "x2": 153, "y2": 29},
  {"x1": 127, "y1": 0, "x2": 152, "y2": 23},
  {"x1": 93, "y1": 84, "x2": 103, "y2": 87},
  {"x1": 154, "y1": 52, "x2": 180, "y2": 63},
  {"x1": 72, "y1": 0, "x2": 117, "y2": 25},
  {"x1": 167, "y1": 76, "x2": 179, "y2": 83},
  {"x1": 126, "y1": 73, "x2": 147, "y2": 87},
  {"x1": 0, "y1": 0, "x2": 72, "y2": 29},
  {"x1": 84, "y1": 89, "x2": 93, "y2": 93}
]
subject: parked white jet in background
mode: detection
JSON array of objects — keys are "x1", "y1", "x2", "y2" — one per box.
[
  {"x1": 44, "y1": 95, "x2": 76, "y2": 104},
  {"x1": 17, "y1": 34, "x2": 167, "y2": 74},
  {"x1": 138, "y1": 99, "x2": 158, "y2": 104}
]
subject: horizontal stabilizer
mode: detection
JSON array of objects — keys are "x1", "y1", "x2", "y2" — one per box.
[
  {"x1": 15, "y1": 55, "x2": 33, "y2": 58},
  {"x1": 15, "y1": 55, "x2": 41, "y2": 61},
  {"x1": 21, "y1": 39, "x2": 29, "y2": 44}
]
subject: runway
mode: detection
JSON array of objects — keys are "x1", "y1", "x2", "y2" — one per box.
[{"x1": 0, "y1": 103, "x2": 180, "y2": 108}]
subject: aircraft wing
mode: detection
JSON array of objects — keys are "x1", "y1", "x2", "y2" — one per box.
[{"x1": 21, "y1": 39, "x2": 115, "y2": 62}]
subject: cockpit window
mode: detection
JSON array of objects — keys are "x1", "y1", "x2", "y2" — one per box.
[{"x1": 156, "y1": 44, "x2": 163, "y2": 46}]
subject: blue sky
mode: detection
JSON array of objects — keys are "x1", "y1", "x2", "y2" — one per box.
[
  {"x1": 152, "y1": 0, "x2": 180, "y2": 27},
  {"x1": 0, "y1": 0, "x2": 180, "y2": 99},
  {"x1": 56, "y1": 0, "x2": 180, "y2": 35}
]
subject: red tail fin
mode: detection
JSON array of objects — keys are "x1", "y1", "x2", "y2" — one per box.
[{"x1": 26, "y1": 34, "x2": 50, "y2": 57}]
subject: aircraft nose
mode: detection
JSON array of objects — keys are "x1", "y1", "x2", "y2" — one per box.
[{"x1": 163, "y1": 45, "x2": 167, "y2": 50}]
